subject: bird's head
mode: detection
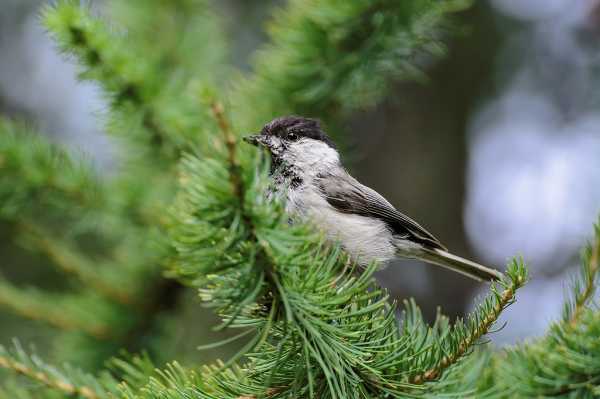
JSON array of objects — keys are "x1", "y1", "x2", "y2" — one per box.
[{"x1": 243, "y1": 116, "x2": 339, "y2": 172}]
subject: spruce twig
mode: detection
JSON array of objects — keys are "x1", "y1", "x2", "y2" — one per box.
[
  {"x1": 66, "y1": 24, "x2": 166, "y2": 147},
  {"x1": 412, "y1": 261, "x2": 527, "y2": 385},
  {"x1": 210, "y1": 101, "x2": 244, "y2": 202},
  {"x1": 45, "y1": 5, "x2": 168, "y2": 152},
  {"x1": 569, "y1": 234, "x2": 599, "y2": 327},
  {"x1": 485, "y1": 221, "x2": 600, "y2": 398},
  {"x1": 0, "y1": 354, "x2": 100, "y2": 399},
  {"x1": 18, "y1": 221, "x2": 135, "y2": 306},
  {"x1": 412, "y1": 290, "x2": 511, "y2": 384},
  {"x1": 0, "y1": 277, "x2": 113, "y2": 340}
]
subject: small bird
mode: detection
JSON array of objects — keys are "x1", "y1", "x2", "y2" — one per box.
[{"x1": 244, "y1": 116, "x2": 502, "y2": 282}]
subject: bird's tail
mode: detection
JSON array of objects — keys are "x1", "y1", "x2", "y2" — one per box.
[{"x1": 418, "y1": 248, "x2": 503, "y2": 282}]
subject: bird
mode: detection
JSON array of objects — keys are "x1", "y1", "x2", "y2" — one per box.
[{"x1": 243, "y1": 116, "x2": 502, "y2": 282}]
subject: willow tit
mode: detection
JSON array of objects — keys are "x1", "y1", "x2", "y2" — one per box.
[{"x1": 244, "y1": 116, "x2": 502, "y2": 282}]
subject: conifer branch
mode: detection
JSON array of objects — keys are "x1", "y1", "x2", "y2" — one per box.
[
  {"x1": 486, "y1": 220, "x2": 600, "y2": 397},
  {"x1": 0, "y1": 354, "x2": 100, "y2": 399},
  {"x1": 569, "y1": 231, "x2": 599, "y2": 327},
  {"x1": 0, "y1": 277, "x2": 113, "y2": 340},
  {"x1": 1, "y1": 109, "x2": 185, "y2": 368},
  {"x1": 411, "y1": 260, "x2": 527, "y2": 385},
  {"x1": 233, "y1": 0, "x2": 471, "y2": 129},
  {"x1": 0, "y1": 344, "x2": 140, "y2": 399},
  {"x1": 66, "y1": 27, "x2": 166, "y2": 150},
  {"x1": 44, "y1": 1, "x2": 227, "y2": 160},
  {"x1": 44, "y1": 2, "x2": 168, "y2": 153},
  {"x1": 210, "y1": 101, "x2": 244, "y2": 201},
  {"x1": 18, "y1": 221, "x2": 135, "y2": 306},
  {"x1": 0, "y1": 119, "x2": 106, "y2": 223}
]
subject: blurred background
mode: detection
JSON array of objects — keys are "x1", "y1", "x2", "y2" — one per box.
[{"x1": 1, "y1": 0, "x2": 599, "y2": 365}]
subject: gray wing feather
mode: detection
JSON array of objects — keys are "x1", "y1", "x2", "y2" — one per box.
[{"x1": 316, "y1": 171, "x2": 446, "y2": 250}]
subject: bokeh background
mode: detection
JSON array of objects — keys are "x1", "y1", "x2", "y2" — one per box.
[{"x1": 1, "y1": 0, "x2": 599, "y2": 365}]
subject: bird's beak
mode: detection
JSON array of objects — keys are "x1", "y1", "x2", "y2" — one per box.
[{"x1": 243, "y1": 134, "x2": 268, "y2": 147}]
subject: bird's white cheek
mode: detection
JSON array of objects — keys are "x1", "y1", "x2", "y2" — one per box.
[{"x1": 286, "y1": 141, "x2": 340, "y2": 174}]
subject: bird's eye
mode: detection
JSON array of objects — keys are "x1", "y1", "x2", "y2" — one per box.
[{"x1": 287, "y1": 132, "x2": 298, "y2": 141}]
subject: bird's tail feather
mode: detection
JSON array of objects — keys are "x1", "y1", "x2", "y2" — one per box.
[{"x1": 419, "y1": 248, "x2": 502, "y2": 282}]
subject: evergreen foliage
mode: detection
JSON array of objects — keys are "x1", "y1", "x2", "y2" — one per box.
[
  {"x1": 231, "y1": 0, "x2": 470, "y2": 129},
  {"x1": 0, "y1": 122, "x2": 168, "y2": 367},
  {"x1": 489, "y1": 229, "x2": 600, "y2": 398},
  {"x1": 0, "y1": 0, "x2": 597, "y2": 398}
]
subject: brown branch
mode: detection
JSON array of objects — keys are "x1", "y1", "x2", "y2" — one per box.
[
  {"x1": 0, "y1": 355, "x2": 100, "y2": 399},
  {"x1": 411, "y1": 285, "x2": 519, "y2": 384},
  {"x1": 570, "y1": 238, "x2": 600, "y2": 327},
  {"x1": 210, "y1": 101, "x2": 244, "y2": 201}
]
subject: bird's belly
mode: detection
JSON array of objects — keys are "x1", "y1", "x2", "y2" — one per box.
[{"x1": 288, "y1": 189, "x2": 396, "y2": 266}]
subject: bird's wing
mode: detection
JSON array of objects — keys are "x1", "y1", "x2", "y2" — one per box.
[{"x1": 316, "y1": 171, "x2": 446, "y2": 250}]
